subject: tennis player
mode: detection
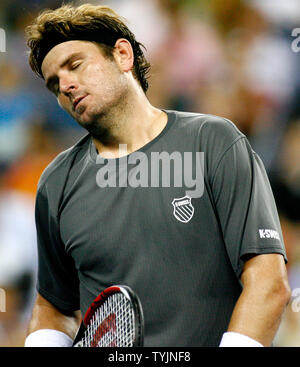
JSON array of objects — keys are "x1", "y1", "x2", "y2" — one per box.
[{"x1": 24, "y1": 4, "x2": 290, "y2": 347}]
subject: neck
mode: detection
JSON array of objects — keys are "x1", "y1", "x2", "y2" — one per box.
[{"x1": 92, "y1": 86, "x2": 167, "y2": 158}]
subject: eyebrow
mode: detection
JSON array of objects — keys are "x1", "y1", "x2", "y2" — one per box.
[{"x1": 45, "y1": 52, "x2": 84, "y2": 91}]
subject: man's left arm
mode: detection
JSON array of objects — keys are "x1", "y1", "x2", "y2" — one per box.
[{"x1": 221, "y1": 253, "x2": 291, "y2": 347}]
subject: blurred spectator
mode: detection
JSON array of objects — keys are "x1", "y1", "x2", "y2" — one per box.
[
  {"x1": 249, "y1": 0, "x2": 300, "y2": 28},
  {"x1": 268, "y1": 118, "x2": 300, "y2": 346},
  {"x1": 96, "y1": 0, "x2": 172, "y2": 58},
  {"x1": 270, "y1": 120, "x2": 300, "y2": 224},
  {"x1": 0, "y1": 59, "x2": 35, "y2": 166},
  {"x1": 0, "y1": 189, "x2": 37, "y2": 347},
  {"x1": 0, "y1": 123, "x2": 61, "y2": 346},
  {"x1": 198, "y1": 1, "x2": 297, "y2": 138},
  {"x1": 2, "y1": 123, "x2": 60, "y2": 196},
  {"x1": 150, "y1": 0, "x2": 225, "y2": 112}
]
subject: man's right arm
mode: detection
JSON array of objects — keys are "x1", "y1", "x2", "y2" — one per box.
[{"x1": 25, "y1": 292, "x2": 81, "y2": 346}]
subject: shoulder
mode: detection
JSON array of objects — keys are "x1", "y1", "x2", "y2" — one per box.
[
  {"x1": 167, "y1": 110, "x2": 249, "y2": 178},
  {"x1": 37, "y1": 133, "x2": 91, "y2": 192},
  {"x1": 169, "y1": 110, "x2": 244, "y2": 140},
  {"x1": 168, "y1": 110, "x2": 246, "y2": 153}
]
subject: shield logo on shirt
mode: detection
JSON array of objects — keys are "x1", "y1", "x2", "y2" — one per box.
[{"x1": 172, "y1": 196, "x2": 194, "y2": 223}]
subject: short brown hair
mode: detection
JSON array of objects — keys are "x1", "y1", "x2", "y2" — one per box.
[{"x1": 25, "y1": 3, "x2": 151, "y2": 92}]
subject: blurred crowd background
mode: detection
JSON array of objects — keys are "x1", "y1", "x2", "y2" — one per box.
[{"x1": 0, "y1": 0, "x2": 299, "y2": 347}]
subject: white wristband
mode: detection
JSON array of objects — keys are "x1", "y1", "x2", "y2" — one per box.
[
  {"x1": 219, "y1": 332, "x2": 264, "y2": 347},
  {"x1": 24, "y1": 329, "x2": 73, "y2": 347}
]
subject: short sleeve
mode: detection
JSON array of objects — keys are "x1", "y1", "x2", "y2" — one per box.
[
  {"x1": 35, "y1": 184, "x2": 80, "y2": 312},
  {"x1": 211, "y1": 137, "x2": 287, "y2": 277}
]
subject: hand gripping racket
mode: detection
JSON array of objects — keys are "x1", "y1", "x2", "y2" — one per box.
[{"x1": 72, "y1": 285, "x2": 144, "y2": 347}]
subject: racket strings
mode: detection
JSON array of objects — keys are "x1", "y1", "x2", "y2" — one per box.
[{"x1": 82, "y1": 293, "x2": 135, "y2": 347}]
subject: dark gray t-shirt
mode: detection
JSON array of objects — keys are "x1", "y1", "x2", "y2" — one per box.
[{"x1": 35, "y1": 110, "x2": 287, "y2": 346}]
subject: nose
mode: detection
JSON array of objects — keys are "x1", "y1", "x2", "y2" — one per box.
[{"x1": 59, "y1": 72, "x2": 78, "y2": 96}]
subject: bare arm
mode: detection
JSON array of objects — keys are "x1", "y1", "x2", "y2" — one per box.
[
  {"x1": 27, "y1": 292, "x2": 81, "y2": 341},
  {"x1": 226, "y1": 253, "x2": 291, "y2": 346}
]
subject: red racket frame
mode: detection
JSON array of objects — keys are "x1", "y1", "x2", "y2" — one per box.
[{"x1": 73, "y1": 285, "x2": 144, "y2": 347}]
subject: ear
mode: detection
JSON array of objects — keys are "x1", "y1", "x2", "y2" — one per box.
[{"x1": 113, "y1": 38, "x2": 134, "y2": 73}]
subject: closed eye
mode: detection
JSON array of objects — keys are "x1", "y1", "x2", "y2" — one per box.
[
  {"x1": 70, "y1": 61, "x2": 82, "y2": 70},
  {"x1": 45, "y1": 54, "x2": 83, "y2": 96}
]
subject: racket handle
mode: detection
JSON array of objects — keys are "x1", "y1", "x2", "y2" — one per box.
[{"x1": 72, "y1": 322, "x2": 86, "y2": 347}]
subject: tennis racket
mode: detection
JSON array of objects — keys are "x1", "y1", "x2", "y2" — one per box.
[{"x1": 72, "y1": 285, "x2": 144, "y2": 347}]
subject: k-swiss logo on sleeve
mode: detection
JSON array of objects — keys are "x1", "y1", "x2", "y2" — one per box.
[
  {"x1": 259, "y1": 229, "x2": 280, "y2": 240},
  {"x1": 172, "y1": 196, "x2": 194, "y2": 223}
]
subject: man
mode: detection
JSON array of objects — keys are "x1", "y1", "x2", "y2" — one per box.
[{"x1": 24, "y1": 4, "x2": 290, "y2": 347}]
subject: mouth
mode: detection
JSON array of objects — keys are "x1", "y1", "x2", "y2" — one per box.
[{"x1": 73, "y1": 95, "x2": 87, "y2": 111}]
